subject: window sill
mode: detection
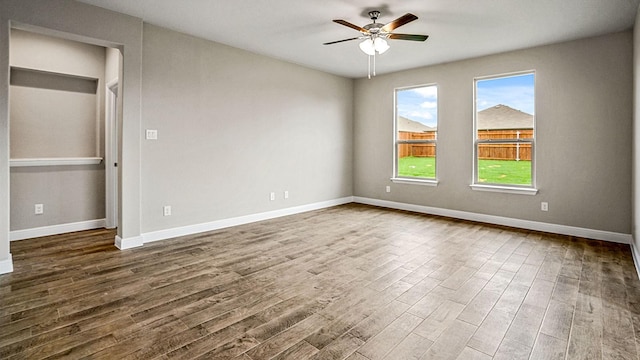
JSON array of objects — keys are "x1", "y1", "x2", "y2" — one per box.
[
  {"x1": 391, "y1": 178, "x2": 439, "y2": 187},
  {"x1": 470, "y1": 184, "x2": 538, "y2": 195}
]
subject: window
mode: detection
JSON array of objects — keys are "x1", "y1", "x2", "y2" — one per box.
[
  {"x1": 393, "y1": 84, "x2": 438, "y2": 184},
  {"x1": 473, "y1": 72, "x2": 536, "y2": 193}
]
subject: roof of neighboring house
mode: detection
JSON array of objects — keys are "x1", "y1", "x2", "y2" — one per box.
[
  {"x1": 397, "y1": 116, "x2": 435, "y2": 132},
  {"x1": 477, "y1": 104, "x2": 533, "y2": 130}
]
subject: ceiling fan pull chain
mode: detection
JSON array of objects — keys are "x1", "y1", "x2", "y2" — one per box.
[
  {"x1": 373, "y1": 50, "x2": 376, "y2": 77},
  {"x1": 367, "y1": 54, "x2": 371, "y2": 79}
]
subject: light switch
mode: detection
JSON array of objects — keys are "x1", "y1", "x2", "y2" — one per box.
[{"x1": 146, "y1": 129, "x2": 158, "y2": 140}]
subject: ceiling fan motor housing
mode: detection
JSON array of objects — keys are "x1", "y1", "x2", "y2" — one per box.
[{"x1": 364, "y1": 23, "x2": 384, "y2": 35}]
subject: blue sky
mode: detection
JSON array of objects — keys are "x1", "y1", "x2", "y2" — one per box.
[
  {"x1": 476, "y1": 73, "x2": 535, "y2": 114},
  {"x1": 396, "y1": 85, "x2": 438, "y2": 128},
  {"x1": 396, "y1": 73, "x2": 534, "y2": 128}
]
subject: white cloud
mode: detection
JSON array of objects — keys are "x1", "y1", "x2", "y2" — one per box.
[
  {"x1": 409, "y1": 86, "x2": 437, "y2": 99},
  {"x1": 409, "y1": 111, "x2": 433, "y2": 120},
  {"x1": 420, "y1": 101, "x2": 437, "y2": 109}
]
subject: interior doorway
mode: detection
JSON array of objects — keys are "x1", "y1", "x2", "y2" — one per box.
[
  {"x1": 8, "y1": 28, "x2": 122, "y2": 239},
  {"x1": 105, "y1": 79, "x2": 119, "y2": 229}
]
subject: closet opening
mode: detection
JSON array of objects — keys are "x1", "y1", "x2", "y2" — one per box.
[{"x1": 8, "y1": 28, "x2": 122, "y2": 240}]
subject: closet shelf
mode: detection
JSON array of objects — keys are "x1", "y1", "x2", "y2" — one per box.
[{"x1": 10, "y1": 157, "x2": 103, "y2": 167}]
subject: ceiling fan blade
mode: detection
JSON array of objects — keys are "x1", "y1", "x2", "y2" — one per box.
[
  {"x1": 333, "y1": 19, "x2": 367, "y2": 33},
  {"x1": 381, "y1": 13, "x2": 418, "y2": 32},
  {"x1": 323, "y1": 37, "x2": 360, "y2": 45},
  {"x1": 388, "y1": 33, "x2": 429, "y2": 42}
]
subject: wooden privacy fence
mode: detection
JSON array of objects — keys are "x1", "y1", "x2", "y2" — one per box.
[
  {"x1": 477, "y1": 129, "x2": 532, "y2": 161},
  {"x1": 478, "y1": 143, "x2": 531, "y2": 161},
  {"x1": 399, "y1": 129, "x2": 533, "y2": 161},
  {"x1": 398, "y1": 131, "x2": 435, "y2": 158}
]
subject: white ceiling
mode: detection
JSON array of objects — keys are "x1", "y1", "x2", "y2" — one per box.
[{"x1": 76, "y1": 0, "x2": 639, "y2": 78}]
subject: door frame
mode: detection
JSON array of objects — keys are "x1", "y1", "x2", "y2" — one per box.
[{"x1": 105, "y1": 79, "x2": 119, "y2": 229}]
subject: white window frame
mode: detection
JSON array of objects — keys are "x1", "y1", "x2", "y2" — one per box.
[
  {"x1": 392, "y1": 83, "x2": 439, "y2": 186},
  {"x1": 471, "y1": 71, "x2": 538, "y2": 195}
]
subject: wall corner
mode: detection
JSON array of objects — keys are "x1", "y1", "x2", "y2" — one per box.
[
  {"x1": 0, "y1": 253, "x2": 13, "y2": 274},
  {"x1": 114, "y1": 235, "x2": 143, "y2": 250}
]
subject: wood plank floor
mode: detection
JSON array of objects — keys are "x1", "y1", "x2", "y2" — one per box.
[{"x1": 2, "y1": 203, "x2": 639, "y2": 359}]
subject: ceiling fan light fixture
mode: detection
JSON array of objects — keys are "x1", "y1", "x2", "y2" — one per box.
[
  {"x1": 359, "y1": 37, "x2": 389, "y2": 55},
  {"x1": 374, "y1": 38, "x2": 389, "y2": 54},
  {"x1": 359, "y1": 38, "x2": 376, "y2": 55}
]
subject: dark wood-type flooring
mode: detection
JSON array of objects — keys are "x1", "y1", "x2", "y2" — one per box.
[{"x1": 2, "y1": 203, "x2": 640, "y2": 359}]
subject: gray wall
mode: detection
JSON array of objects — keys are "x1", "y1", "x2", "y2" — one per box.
[
  {"x1": 141, "y1": 24, "x2": 353, "y2": 233},
  {"x1": 10, "y1": 86, "x2": 99, "y2": 158},
  {"x1": 11, "y1": 167, "x2": 105, "y2": 230},
  {"x1": 9, "y1": 29, "x2": 106, "y2": 231},
  {"x1": 634, "y1": 8, "x2": 640, "y2": 250},
  {"x1": 354, "y1": 31, "x2": 633, "y2": 234},
  {"x1": 10, "y1": 29, "x2": 106, "y2": 158}
]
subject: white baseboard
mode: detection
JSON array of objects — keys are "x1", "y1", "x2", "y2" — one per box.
[
  {"x1": 115, "y1": 235, "x2": 143, "y2": 250},
  {"x1": 0, "y1": 254, "x2": 13, "y2": 274},
  {"x1": 10, "y1": 219, "x2": 106, "y2": 241},
  {"x1": 141, "y1": 197, "x2": 354, "y2": 244},
  {"x1": 631, "y1": 242, "x2": 640, "y2": 280},
  {"x1": 354, "y1": 197, "x2": 632, "y2": 244}
]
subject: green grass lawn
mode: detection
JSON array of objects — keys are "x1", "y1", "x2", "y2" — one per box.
[
  {"x1": 398, "y1": 156, "x2": 436, "y2": 178},
  {"x1": 477, "y1": 159, "x2": 531, "y2": 185},
  {"x1": 398, "y1": 156, "x2": 531, "y2": 185}
]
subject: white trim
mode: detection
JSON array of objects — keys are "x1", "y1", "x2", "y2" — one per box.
[
  {"x1": 353, "y1": 197, "x2": 632, "y2": 244},
  {"x1": 142, "y1": 197, "x2": 354, "y2": 244},
  {"x1": 470, "y1": 184, "x2": 538, "y2": 195},
  {"x1": 10, "y1": 219, "x2": 106, "y2": 241},
  {"x1": 10, "y1": 157, "x2": 103, "y2": 167},
  {"x1": 105, "y1": 79, "x2": 119, "y2": 229},
  {"x1": 631, "y1": 243, "x2": 640, "y2": 280},
  {"x1": 115, "y1": 235, "x2": 143, "y2": 250},
  {"x1": 0, "y1": 254, "x2": 13, "y2": 274},
  {"x1": 391, "y1": 178, "x2": 438, "y2": 186}
]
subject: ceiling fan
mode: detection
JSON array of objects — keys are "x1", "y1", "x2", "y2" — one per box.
[{"x1": 324, "y1": 10, "x2": 429, "y2": 78}]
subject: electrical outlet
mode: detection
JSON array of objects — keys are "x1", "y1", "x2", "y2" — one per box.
[
  {"x1": 386, "y1": 186, "x2": 391, "y2": 193},
  {"x1": 541, "y1": 202, "x2": 548, "y2": 212},
  {"x1": 146, "y1": 129, "x2": 158, "y2": 140},
  {"x1": 284, "y1": 191, "x2": 289, "y2": 199},
  {"x1": 163, "y1": 205, "x2": 171, "y2": 216},
  {"x1": 270, "y1": 192, "x2": 275, "y2": 201},
  {"x1": 35, "y1": 203, "x2": 44, "y2": 215}
]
